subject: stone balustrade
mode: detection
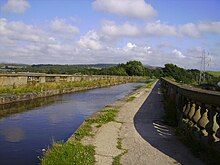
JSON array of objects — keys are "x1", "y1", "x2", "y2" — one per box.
[
  {"x1": 161, "y1": 78, "x2": 220, "y2": 144},
  {"x1": 0, "y1": 73, "x2": 143, "y2": 87}
]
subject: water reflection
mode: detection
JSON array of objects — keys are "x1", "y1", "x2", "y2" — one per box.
[
  {"x1": 0, "y1": 126, "x2": 25, "y2": 142},
  {"x1": 0, "y1": 96, "x2": 61, "y2": 119},
  {"x1": 0, "y1": 83, "x2": 143, "y2": 165}
]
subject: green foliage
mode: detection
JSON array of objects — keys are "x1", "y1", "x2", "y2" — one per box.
[
  {"x1": 126, "y1": 96, "x2": 136, "y2": 102},
  {"x1": 207, "y1": 71, "x2": 220, "y2": 77},
  {"x1": 112, "y1": 154, "x2": 122, "y2": 165},
  {"x1": 41, "y1": 141, "x2": 95, "y2": 165},
  {"x1": 116, "y1": 138, "x2": 122, "y2": 150},
  {"x1": 74, "y1": 108, "x2": 118, "y2": 140}
]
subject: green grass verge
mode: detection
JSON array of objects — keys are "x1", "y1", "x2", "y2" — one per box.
[
  {"x1": 41, "y1": 141, "x2": 95, "y2": 165},
  {"x1": 75, "y1": 108, "x2": 119, "y2": 140},
  {"x1": 126, "y1": 96, "x2": 136, "y2": 102},
  {"x1": 42, "y1": 108, "x2": 119, "y2": 164}
]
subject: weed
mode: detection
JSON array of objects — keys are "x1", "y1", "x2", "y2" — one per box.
[
  {"x1": 41, "y1": 141, "x2": 95, "y2": 165},
  {"x1": 126, "y1": 96, "x2": 136, "y2": 102}
]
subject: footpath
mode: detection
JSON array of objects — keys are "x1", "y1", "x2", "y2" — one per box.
[{"x1": 81, "y1": 81, "x2": 202, "y2": 165}]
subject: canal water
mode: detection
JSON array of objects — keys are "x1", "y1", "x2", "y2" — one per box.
[{"x1": 0, "y1": 83, "x2": 143, "y2": 165}]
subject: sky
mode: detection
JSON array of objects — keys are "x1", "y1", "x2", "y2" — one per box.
[{"x1": 0, "y1": 0, "x2": 220, "y2": 70}]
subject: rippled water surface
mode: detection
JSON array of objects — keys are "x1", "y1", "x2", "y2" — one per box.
[{"x1": 0, "y1": 83, "x2": 143, "y2": 165}]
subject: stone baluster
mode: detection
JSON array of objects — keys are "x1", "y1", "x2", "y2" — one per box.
[
  {"x1": 184, "y1": 101, "x2": 191, "y2": 118},
  {"x1": 192, "y1": 104, "x2": 202, "y2": 124},
  {"x1": 205, "y1": 106, "x2": 220, "y2": 142},
  {"x1": 188, "y1": 103, "x2": 196, "y2": 120},
  {"x1": 216, "y1": 108, "x2": 220, "y2": 141},
  {"x1": 198, "y1": 104, "x2": 209, "y2": 136}
]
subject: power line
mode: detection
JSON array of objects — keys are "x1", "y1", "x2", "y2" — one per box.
[{"x1": 199, "y1": 49, "x2": 211, "y2": 84}]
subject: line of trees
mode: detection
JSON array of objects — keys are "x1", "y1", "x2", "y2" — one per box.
[{"x1": 11, "y1": 60, "x2": 219, "y2": 89}]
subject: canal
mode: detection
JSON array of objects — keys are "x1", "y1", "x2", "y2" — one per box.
[{"x1": 0, "y1": 83, "x2": 143, "y2": 165}]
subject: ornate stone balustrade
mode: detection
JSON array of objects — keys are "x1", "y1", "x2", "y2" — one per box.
[{"x1": 161, "y1": 78, "x2": 220, "y2": 144}]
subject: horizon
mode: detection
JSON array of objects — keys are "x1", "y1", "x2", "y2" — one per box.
[{"x1": 0, "y1": 0, "x2": 220, "y2": 70}]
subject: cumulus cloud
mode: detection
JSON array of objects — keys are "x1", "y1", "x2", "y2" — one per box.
[
  {"x1": 50, "y1": 18, "x2": 79, "y2": 37},
  {"x1": 145, "y1": 21, "x2": 178, "y2": 36},
  {"x1": 101, "y1": 20, "x2": 140, "y2": 38},
  {"x1": 1, "y1": 0, "x2": 30, "y2": 13},
  {"x1": 0, "y1": 18, "x2": 47, "y2": 43},
  {"x1": 179, "y1": 22, "x2": 220, "y2": 37},
  {"x1": 101, "y1": 20, "x2": 220, "y2": 39},
  {"x1": 92, "y1": 0, "x2": 156, "y2": 19},
  {"x1": 78, "y1": 30, "x2": 102, "y2": 50},
  {"x1": 172, "y1": 49, "x2": 185, "y2": 58}
]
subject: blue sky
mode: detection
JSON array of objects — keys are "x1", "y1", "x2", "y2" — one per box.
[{"x1": 0, "y1": 0, "x2": 220, "y2": 70}]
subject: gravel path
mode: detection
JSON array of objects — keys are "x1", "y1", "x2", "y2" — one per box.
[{"x1": 82, "y1": 81, "x2": 203, "y2": 165}]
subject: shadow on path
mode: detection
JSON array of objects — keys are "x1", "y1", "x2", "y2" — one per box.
[{"x1": 133, "y1": 81, "x2": 202, "y2": 165}]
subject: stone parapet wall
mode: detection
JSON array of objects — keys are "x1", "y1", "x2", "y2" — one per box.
[
  {"x1": 0, "y1": 73, "x2": 143, "y2": 87},
  {"x1": 161, "y1": 78, "x2": 220, "y2": 145}
]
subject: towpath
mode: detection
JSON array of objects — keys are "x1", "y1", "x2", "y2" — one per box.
[{"x1": 82, "y1": 81, "x2": 203, "y2": 165}]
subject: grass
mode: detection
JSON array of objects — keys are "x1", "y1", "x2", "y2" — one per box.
[
  {"x1": 145, "y1": 79, "x2": 156, "y2": 88},
  {"x1": 207, "y1": 71, "x2": 220, "y2": 77},
  {"x1": 126, "y1": 96, "x2": 136, "y2": 102},
  {"x1": 42, "y1": 107, "x2": 119, "y2": 164},
  {"x1": 41, "y1": 141, "x2": 95, "y2": 165},
  {"x1": 112, "y1": 138, "x2": 128, "y2": 165},
  {"x1": 74, "y1": 108, "x2": 118, "y2": 140},
  {"x1": 112, "y1": 154, "x2": 122, "y2": 165},
  {"x1": 116, "y1": 138, "x2": 122, "y2": 150},
  {"x1": 0, "y1": 77, "x2": 141, "y2": 95}
]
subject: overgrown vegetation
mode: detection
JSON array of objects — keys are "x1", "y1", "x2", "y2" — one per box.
[
  {"x1": 41, "y1": 141, "x2": 95, "y2": 165},
  {"x1": 0, "y1": 79, "x2": 132, "y2": 95}
]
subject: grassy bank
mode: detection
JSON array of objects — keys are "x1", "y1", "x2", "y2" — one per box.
[{"x1": 41, "y1": 107, "x2": 119, "y2": 165}]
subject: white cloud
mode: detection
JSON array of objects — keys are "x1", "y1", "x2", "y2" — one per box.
[
  {"x1": 179, "y1": 23, "x2": 201, "y2": 38},
  {"x1": 0, "y1": 18, "x2": 46, "y2": 43},
  {"x1": 145, "y1": 21, "x2": 178, "y2": 36},
  {"x1": 0, "y1": 18, "x2": 220, "y2": 70},
  {"x1": 172, "y1": 49, "x2": 185, "y2": 58},
  {"x1": 101, "y1": 21, "x2": 140, "y2": 38},
  {"x1": 2, "y1": 0, "x2": 30, "y2": 13},
  {"x1": 78, "y1": 30, "x2": 102, "y2": 50},
  {"x1": 123, "y1": 42, "x2": 137, "y2": 51},
  {"x1": 198, "y1": 22, "x2": 220, "y2": 33},
  {"x1": 92, "y1": 0, "x2": 156, "y2": 19},
  {"x1": 50, "y1": 18, "x2": 79, "y2": 36},
  {"x1": 179, "y1": 22, "x2": 220, "y2": 37}
]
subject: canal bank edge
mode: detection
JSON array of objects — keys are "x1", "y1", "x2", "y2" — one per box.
[
  {"x1": 0, "y1": 76, "x2": 145, "y2": 105},
  {"x1": 41, "y1": 79, "x2": 157, "y2": 165}
]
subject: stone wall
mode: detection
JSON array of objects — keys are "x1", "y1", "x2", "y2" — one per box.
[
  {"x1": 161, "y1": 78, "x2": 220, "y2": 146},
  {"x1": 0, "y1": 73, "x2": 143, "y2": 87},
  {"x1": 0, "y1": 73, "x2": 145, "y2": 105}
]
